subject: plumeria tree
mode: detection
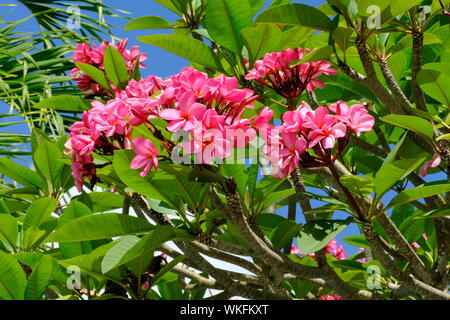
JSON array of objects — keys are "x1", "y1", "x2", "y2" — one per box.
[{"x1": 0, "y1": 0, "x2": 449, "y2": 300}]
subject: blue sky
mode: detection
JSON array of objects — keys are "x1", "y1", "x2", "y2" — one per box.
[{"x1": 2, "y1": 0, "x2": 439, "y2": 257}]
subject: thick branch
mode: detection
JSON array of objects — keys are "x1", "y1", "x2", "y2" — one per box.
[
  {"x1": 377, "y1": 212, "x2": 434, "y2": 284},
  {"x1": 378, "y1": 58, "x2": 412, "y2": 108},
  {"x1": 189, "y1": 241, "x2": 263, "y2": 276},
  {"x1": 411, "y1": 30, "x2": 427, "y2": 111},
  {"x1": 197, "y1": 233, "x2": 254, "y2": 256}
]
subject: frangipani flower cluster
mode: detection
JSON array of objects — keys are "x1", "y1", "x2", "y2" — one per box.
[
  {"x1": 253, "y1": 100, "x2": 375, "y2": 179},
  {"x1": 71, "y1": 39, "x2": 147, "y2": 95},
  {"x1": 66, "y1": 42, "x2": 375, "y2": 190},
  {"x1": 246, "y1": 48, "x2": 338, "y2": 102},
  {"x1": 66, "y1": 64, "x2": 260, "y2": 190}
]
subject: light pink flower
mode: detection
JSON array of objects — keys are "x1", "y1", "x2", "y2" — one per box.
[
  {"x1": 270, "y1": 133, "x2": 307, "y2": 179},
  {"x1": 130, "y1": 138, "x2": 159, "y2": 177},
  {"x1": 291, "y1": 245, "x2": 302, "y2": 255},
  {"x1": 324, "y1": 239, "x2": 347, "y2": 260},
  {"x1": 159, "y1": 92, "x2": 206, "y2": 132},
  {"x1": 420, "y1": 153, "x2": 441, "y2": 177},
  {"x1": 330, "y1": 101, "x2": 374, "y2": 136},
  {"x1": 183, "y1": 126, "x2": 232, "y2": 164},
  {"x1": 305, "y1": 107, "x2": 346, "y2": 149},
  {"x1": 253, "y1": 106, "x2": 274, "y2": 131},
  {"x1": 357, "y1": 248, "x2": 367, "y2": 264}
]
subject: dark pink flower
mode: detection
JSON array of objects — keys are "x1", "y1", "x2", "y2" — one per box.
[
  {"x1": 245, "y1": 48, "x2": 337, "y2": 99},
  {"x1": 320, "y1": 294, "x2": 343, "y2": 300}
]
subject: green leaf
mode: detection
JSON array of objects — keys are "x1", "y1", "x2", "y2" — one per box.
[
  {"x1": 103, "y1": 45, "x2": 129, "y2": 90},
  {"x1": 205, "y1": 0, "x2": 253, "y2": 55},
  {"x1": 46, "y1": 213, "x2": 155, "y2": 242},
  {"x1": 154, "y1": 0, "x2": 182, "y2": 14},
  {"x1": 0, "y1": 157, "x2": 44, "y2": 188},
  {"x1": 352, "y1": 0, "x2": 422, "y2": 25},
  {"x1": 23, "y1": 197, "x2": 57, "y2": 231},
  {"x1": 332, "y1": 27, "x2": 354, "y2": 53},
  {"x1": 151, "y1": 255, "x2": 185, "y2": 286},
  {"x1": 114, "y1": 150, "x2": 202, "y2": 210},
  {"x1": 0, "y1": 214, "x2": 18, "y2": 251},
  {"x1": 249, "y1": 0, "x2": 266, "y2": 15},
  {"x1": 255, "y1": 3, "x2": 333, "y2": 31},
  {"x1": 58, "y1": 200, "x2": 94, "y2": 259},
  {"x1": 380, "y1": 115, "x2": 434, "y2": 139},
  {"x1": 387, "y1": 184, "x2": 450, "y2": 209},
  {"x1": 379, "y1": 0, "x2": 424, "y2": 25},
  {"x1": 189, "y1": 167, "x2": 226, "y2": 183},
  {"x1": 102, "y1": 225, "x2": 175, "y2": 273},
  {"x1": 33, "y1": 140, "x2": 64, "y2": 190},
  {"x1": 278, "y1": 27, "x2": 313, "y2": 51},
  {"x1": 270, "y1": 220, "x2": 302, "y2": 249},
  {"x1": 24, "y1": 255, "x2": 53, "y2": 300},
  {"x1": 343, "y1": 235, "x2": 369, "y2": 249},
  {"x1": 251, "y1": 175, "x2": 284, "y2": 214},
  {"x1": 75, "y1": 62, "x2": 114, "y2": 94},
  {"x1": 387, "y1": 33, "x2": 442, "y2": 55},
  {"x1": 87, "y1": 192, "x2": 125, "y2": 212},
  {"x1": 414, "y1": 208, "x2": 450, "y2": 220},
  {"x1": 328, "y1": 259, "x2": 366, "y2": 271},
  {"x1": 0, "y1": 251, "x2": 26, "y2": 300},
  {"x1": 289, "y1": 45, "x2": 334, "y2": 67},
  {"x1": 137, "y1": 35, "x2": 220, "y2": 71},
  {"x1": 59, "y1": 241, "x2": 124, "y2": 284},
  {"x1": 260, "y1": 189, "x2": 296, "y2": 213},
  {"x1": 381, "y1": 132, "x2": 407, "y2": 168},
  {"x1": 339, "y1": 175, "x2": 374, "y2": 197},
  {"x1": 436, "y1": 133, "x2": 450, "y2": 142},
  {"x1": 101, "y1": 236, "x2": 140, "y2": 274},
  {"x1": 374, "y1": 157, "x2": 426, "y2": 197},
  {"x1": 241, "y1": 24, "x2": 282, "y2": 65},
  {"x1": 23, "y1": 227, "x2": 47, "y2": 251},
  {"x1": 297, "y1": 219, "x2": 352, "y2": 255},
  {"x1": 32, "y1": 95, "x2": 91, "y2": 112},
  {"x1": 124, "y1": 16, "x2": 173, "y2": 30},
  {"x1": 417, "y1": 65, "x2": 450, "y2": 106}
]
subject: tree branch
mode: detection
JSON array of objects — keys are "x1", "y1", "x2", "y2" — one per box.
[
  {"x1": 377, "y1": 212, "x2": 434, "y2": 284},
  {"x1": 411, "y1": 30, "x2": 428, "y2": 111}
]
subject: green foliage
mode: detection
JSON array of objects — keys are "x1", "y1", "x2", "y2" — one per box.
[
  {"x1": 255, "y1": 3, "x2": 334, "y2": 31},
  {"x1": 104, "y1": 45, "x2": 129, "y2": 90},
  {"x1": 204, "y1": 0, "x2": 253, "y2": 55},
  {"x1": 137, "y1": 35, "x2": 221, "y2": 70},
  {"x1": 297, "y1": 219, "x2": 352, "y2": 255},
  {"x1": 46, "y1": 213, "x2": 155, "y2": 242}
]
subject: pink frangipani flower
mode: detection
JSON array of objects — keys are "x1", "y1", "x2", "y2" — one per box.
[
  {"x1": 130, "y1": 138, "x2": 159, "y2": 177},
  {"x1": 420, "y1": 153, "x2": 441, "y2": 177},
  {"x1": 305, "y1": 107, "x2": 346, "y2": 149},
  {"x1": 160, "y1": 92, "x2": 206, "y2": 132}
]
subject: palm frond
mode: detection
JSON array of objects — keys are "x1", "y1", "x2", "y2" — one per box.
[{"x1": 17, "y1": 0, "x2": 130, "y2": 40}]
